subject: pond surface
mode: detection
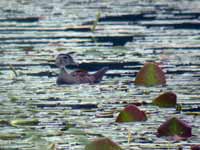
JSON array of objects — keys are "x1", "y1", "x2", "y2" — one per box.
[{"x1": 0, "y1": 0, "x2": 200, "y2": 149}]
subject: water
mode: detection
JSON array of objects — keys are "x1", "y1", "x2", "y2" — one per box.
[{"x1": 0, "y1": 0, "x2": 199, "y2": 149}]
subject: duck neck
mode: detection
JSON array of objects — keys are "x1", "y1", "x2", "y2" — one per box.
[{"x1": 60, "y1": 67, "x2": 69, "y2": 74}]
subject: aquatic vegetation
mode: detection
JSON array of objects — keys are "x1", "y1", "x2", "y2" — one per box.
[
  {"x1": 0, "y1": 133, "x2": 21, "y2": 140},
  {"x1": 116, "y1": 104, "x2": 147, "y2": 122},
  {"x1": 85, "y1": 137, "x2": 122, "y2": 150},
  {"x1": 56, "y1": 47, "x2": 66, "y2": 51},
  {"x1": 127, "y1": 128, "x2": 133, "y2": 144},
  {"x1": 92, "y1": 12, "x2": 101, "y2": 32},
  {"x1": 9, "y1": 64, "x2": 18, "y2": 77},
  {"x1": 135, "y1": 62, "x2": 166, "y2": 86},
  {"x1": 153, "y1": 92, "x2": 177, "y2": 107},
  {"x1": 48, "y1": 143, "x2": 57, "y2": 150},
  {"x1": 191, "y1": 145, "x2": 200, "y2": 150},
  {"x1": 0, "y1": 119, "x2": 10, "y2": 125},
  {"x1": 157, "y1": 117, "x2": 192, "y2": 139},
  {"x1": 10, "y1": 119, "x2": 39, "y2": 126},
  {"x1": 9, "y1": 96, "x2": 19, "y2": 102}
]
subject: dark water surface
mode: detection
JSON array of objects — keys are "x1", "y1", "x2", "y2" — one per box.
[{"x1": 0, "y1": 0, "x2": 199, "y2": 149}]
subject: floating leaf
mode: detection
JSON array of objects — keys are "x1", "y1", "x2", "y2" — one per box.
[
  {"x1": 157, "y1": 117, "x2": 192, "y2": 139},
  {"x1": 9, "y1": 96, "x2": 19, "y2": 102},
  {"x1": 0, "y1": 133, "x2": 21, "y2": 140},
  {"x1": 85, "y1": 137, "x2": 122, "y2": 150},
  {"x1": 153, "y1": 92, "x2": 177, "y2": 107},
  {"x1": 10, "y1": 119, "x2": 39, "y2": 126},
  {"x1": 191, "y1": 145, "x2": 200, "y2": 150},
  {"x1": 135, "y1": 62, "x2": 166, "y2": 86},
  {"x1": 0, "y1": 119, "x2": 10, "y2": 125},
  {"x1": 116, "y1": 105, "x2": 147, "y2": 122}
]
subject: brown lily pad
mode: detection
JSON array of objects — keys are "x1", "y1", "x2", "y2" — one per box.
[
  {"x1": 85, "y1": 137, "x2": 122, "y2": 150},
  {"x1": 157, "y1": 117, "x2": 192, "y2": 139},
  {"x1": 135, "y1": 62, "x2": 166, "y2": 86},
  {"x1": 153, "y1": 92, "x2": 177, "y2": 107},
  {"x1": 116, "y1": 105, "x2": 147, "y2": 122}
]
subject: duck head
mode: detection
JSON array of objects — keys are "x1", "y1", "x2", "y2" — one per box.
[{"x1": 56, "y1": 53, "x2": 78, "y2": 68}]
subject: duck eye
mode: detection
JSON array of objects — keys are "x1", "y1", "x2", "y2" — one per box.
[
  {"x1": 62, "y1": 55, "x2": 71, "y2": 59},
  {"x1": 63, "y1": 56, "x2": 68, "y2": 59}
]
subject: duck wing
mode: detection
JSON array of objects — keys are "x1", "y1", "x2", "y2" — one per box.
[
  {"x1": 71, "y1": 69, "x2": 89, "y2": 76},
  {"x1": 57, "y1": 70, "x2": 78, "y2": 84},
  {"x1": 71, "y1": 69, "x2": 95, "y2": 84}
]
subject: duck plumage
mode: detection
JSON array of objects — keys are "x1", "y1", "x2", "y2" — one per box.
[{"x1": 56, "y1": 53, "x2": 108, "y2": 84}]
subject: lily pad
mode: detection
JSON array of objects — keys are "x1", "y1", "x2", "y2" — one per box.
[
  {"x1": 116, "y1": 105, "x2": 147, "y2": 122},
  {"x1": 10, "y1": 119, "x2": 39, "y2": 126},
  {"x1": 191, "y1": 145, "x2": 200, "y2": 150},
  {"x1": 135, "y1": 62, "x2": 166, "y2": 86},
  {"x1": 157, "y1": 117, "x2": 192, "y2": 138},
  {"x1": 85, "y1": 137, "x2": 122, "y2": 150},
  {"x1": 153, "y1": 92, "x2": 177, "y2": 107}
]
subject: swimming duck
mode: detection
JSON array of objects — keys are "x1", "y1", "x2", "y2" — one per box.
[{"x1": 56, "y1": 53, "x2": 108, "y2": 84}]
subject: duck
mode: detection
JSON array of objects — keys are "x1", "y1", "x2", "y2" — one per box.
[{"x1": 56, "y1": 53, "x2": 109, "y2": 85}]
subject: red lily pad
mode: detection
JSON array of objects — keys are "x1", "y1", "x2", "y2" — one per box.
[
  {"x1": 191, "y1": 145, "x2": 200, "y2": 150},
  {"x1": 153, "y1": 92, "x2": 177, "y2": 107},
  {"x1": 135, "y1": 62, "x2": 166, "y2": 86},
  {"x1": 157, "y1": 117, "x2": 192, "y2": 139},
  {"x1": 85, "y1": 137, "x2": 122, "y2": 150},
  {"x1": 116, "y1": 105, "x2": 147, "y2": 122}
]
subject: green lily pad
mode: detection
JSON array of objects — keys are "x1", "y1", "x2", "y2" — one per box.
[
  {"x1": 157, "y1": 117, "x2": 192, "y2": 138},
  {"x1": 153, "y1": 92, "x2": 177, "y2": 107},
  {"x1": 135, "y1": 62, "x2": 166, "y2": 86},
  {"x1": 116, "y1": 105, "x2": 147, "y2": 123},
  {"x1": 85, "y1": 137, "x2": 122, "y2": 150},
  {"x1": 10, "y1": 119, "x2": 39, "y2": 126}
]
